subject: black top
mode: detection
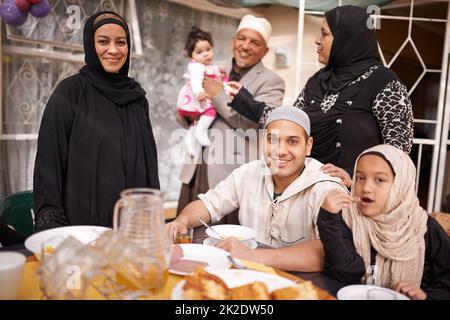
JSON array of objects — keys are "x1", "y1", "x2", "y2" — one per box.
[
  {"x1": 33, "y1": 12, "x2": 160, "y2": 231},
  {"x1": 317, "y1": 208, "x2": 450, "y2": 300},
  {"x1": 229, "y1": 65, "x2": 413, "y2": 176},
  {"x1": 33, "y1": 74, "x2": 160, "y2": 230}
]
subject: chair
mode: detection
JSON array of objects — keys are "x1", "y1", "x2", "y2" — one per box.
[{"x1": 0, "y1": 190, "x2": 35, "y2": 238}]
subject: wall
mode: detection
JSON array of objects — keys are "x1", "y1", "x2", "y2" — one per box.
[{"x1": 258, "y1": 5, "x2": 323, "y2": 104}]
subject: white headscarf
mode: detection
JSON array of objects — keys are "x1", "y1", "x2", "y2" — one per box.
[{"x1": 342, "y1": 144, "x2": 428, "y2": 288}]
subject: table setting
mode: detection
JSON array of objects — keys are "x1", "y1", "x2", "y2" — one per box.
[
  {"x1": 10, "y1": 224, "x2": 335, "y2": 300},
  {"x1": 1, "y1": 188, "x2": 363, "y2": 300}
]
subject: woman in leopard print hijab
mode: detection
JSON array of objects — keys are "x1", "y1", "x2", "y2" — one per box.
[{"x1": 228, "y1": 5, "x2": 413, "y2": 189}]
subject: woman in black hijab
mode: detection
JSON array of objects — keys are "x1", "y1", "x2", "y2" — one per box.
[
  {"x1": 228, "y1": 5, "x2": 413, "y2": 187},
  {"x1": 33, "y1": 11, "x2": 160, "y2": 231}
]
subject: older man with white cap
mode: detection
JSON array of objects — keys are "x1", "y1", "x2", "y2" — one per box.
[
  {"x1": 169, "y1": 106, "x2": 348, "y2": 272},
  {"x1": 176, "y1": 15, "x2": 286, "y2": 224},
  {"x1": 232, "y1": 14, "x2": 272, "y2": 70}
]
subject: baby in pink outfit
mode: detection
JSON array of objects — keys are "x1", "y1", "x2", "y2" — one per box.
[{"x1": 177, "y1": 26, "x2": 228, "y2": 156}]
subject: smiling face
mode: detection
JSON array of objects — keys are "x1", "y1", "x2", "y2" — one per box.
[
  {"x1": 315, "y1": 18, "x2": 334, "y2": 65},
  {"x1": 263, "y1": 120, "x2": 313, "y2": 187},
  {"x1": 355, "y1": 154, "x2": 395, "y2": 217},
  {"x1": 191, "y1": 40, "x2": 214, "y2": 65},
  {"x1": 94, "y1": 24, "x2": 128, "y2": 73},
  {"x1": 232, "y1": 28, "x2": 269, "y2": 70}
]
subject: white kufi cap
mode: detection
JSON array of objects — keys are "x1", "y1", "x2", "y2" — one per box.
[
  {"x1": 265, "y1": 106, "x2": 311, "y2": 136},
  {"x1": 236, "y1": 15, "x2": 272, "y2": 44}
]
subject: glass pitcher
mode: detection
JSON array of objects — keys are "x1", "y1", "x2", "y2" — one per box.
[{"x1": 113, "y1": 188, "x2": 171, "y2": 293}]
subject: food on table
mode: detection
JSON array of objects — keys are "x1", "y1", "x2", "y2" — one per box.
[
  {"x1": 169, "y1": 244, "x2": 210, "y2": 274},
  {"x1": 271, "y1": 281, "x2": 319, "y2": 300},
  {"x1": 170, "y1": 244, "x2": 183, "y2": 265},
  {"x1": 183, "y1": 268, "x2": 229, "y2": 300},
  {"x1": 182, "y1": 268, "x2": 319, "y2": 300},
  {"x1": 225, "y1": 236, "x2": 245, "y2": 241},
  {"x1": 230, "y1": 281, "x2": 270, "y2": 300},
  {"x1": 170, "y1": 259, "x2": 209, "y2": 274},
  {"x1": 43, "y1": 245, "x2": 55, "y2": 254}
]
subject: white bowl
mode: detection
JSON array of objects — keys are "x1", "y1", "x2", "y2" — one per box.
[{"x1": 205, "y1": 224, "x2": 256, "y2": 241}]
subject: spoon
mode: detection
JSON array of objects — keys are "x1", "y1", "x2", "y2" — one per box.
[
  {"x1": 227, "y1": 255, "x2": 247, "y2": 270},
  {"x1": 198, "y1": 216, "x2": 224, "y2": 240}
]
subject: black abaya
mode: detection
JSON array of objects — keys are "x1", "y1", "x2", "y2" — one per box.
[{"x1": 33, "y1": 12, "x2": 159, "y2": 230}]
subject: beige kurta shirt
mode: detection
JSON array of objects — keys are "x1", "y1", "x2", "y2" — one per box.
[{"x1": 198, "y1": 158, "x2": 346, "y2": 248}]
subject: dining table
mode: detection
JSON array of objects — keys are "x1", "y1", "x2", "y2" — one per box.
[
  {"x1": 2, "y1": 226, "x2": 346, "y2": 300},
  {"x1": 192, "y1": 226, "x2": 347, "y2": 298}
]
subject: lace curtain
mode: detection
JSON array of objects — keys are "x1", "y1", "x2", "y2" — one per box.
[{"x1": 0, "y1": 0, "x2": 238, "y2": 200}]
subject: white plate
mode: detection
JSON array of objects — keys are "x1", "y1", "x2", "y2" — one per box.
[
  {"x1": 205, "y1": 224, "x2": 256, "y2": 241},
  {"x1": 171, "y1": 269, "x2": 297, "y2": 300},
  {"x1": 337, "y1": 285, "x2": 409, "y2": 300},
  {"x1": 169, "y1": 244, "x2": 231, "y2": 276},
  {"x1": 25, "y1": 225, "x2": 110, "y2": 260},
  {"x1": 203, "y1": 236, "x2": 257, "y2": 249}
]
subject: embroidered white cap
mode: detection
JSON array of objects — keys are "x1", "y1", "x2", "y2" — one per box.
[
  {"x1": 236, "y1": 15, "x2": 272, "y2": 44},
  {"x1": 265, "y1": 106, "x2": 311, "y2": 136}
]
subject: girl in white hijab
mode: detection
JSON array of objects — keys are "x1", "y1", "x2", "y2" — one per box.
[{"x1": 318, "y1": 144, "x2": 450, "y2": 300}]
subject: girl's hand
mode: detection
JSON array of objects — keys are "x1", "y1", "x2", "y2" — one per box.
[
  {"x1": 321, "y1": 190, "x2": 355, "y2": 214},
  {"x1": 393, "y1": 282, "x2": 427, "y2": 300},
  {"x1": 321, "y1": 163, "x2": 352, "y2": 188},
  {"x1": 196, "y1": 92, "x2": 207, "y2": 102}
]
